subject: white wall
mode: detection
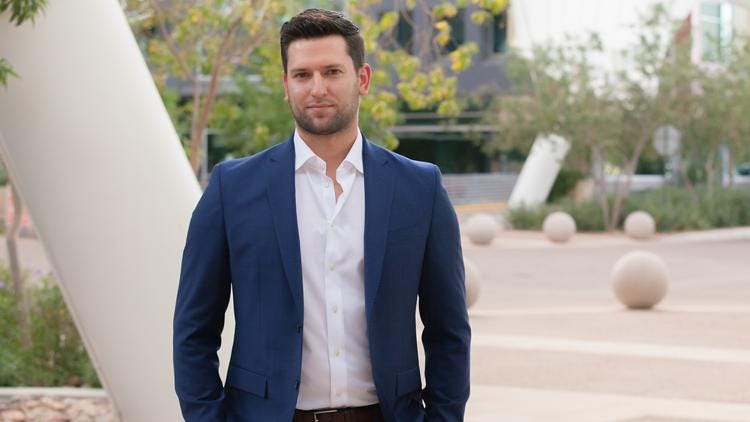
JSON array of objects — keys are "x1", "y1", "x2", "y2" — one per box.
[{"x1": 507, "y1": 0, "x2": 700, "y2": 68}]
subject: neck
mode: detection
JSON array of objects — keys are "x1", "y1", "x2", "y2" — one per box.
[{"x1": 296, "y1": 121, "x2": 359, "y2": 169}]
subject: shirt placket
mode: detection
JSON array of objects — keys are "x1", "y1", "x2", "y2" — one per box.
[{"x1": 316, "y1": 161, "x2": 347, "y2": 407}]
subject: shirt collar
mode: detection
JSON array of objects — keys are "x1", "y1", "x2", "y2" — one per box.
[{"x1": 293, "y1": 129, "x2": 364, "y2": 174}]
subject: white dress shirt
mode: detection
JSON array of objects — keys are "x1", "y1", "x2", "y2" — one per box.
[{"x1": 293, "y1": 130, "x2": 378, "y2": 410}]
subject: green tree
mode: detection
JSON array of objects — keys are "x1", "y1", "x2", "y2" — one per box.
[
  {"x1": 123, "y1": 0, "x2": 509, "y2": 179},
  {"x1": 1, "y1": 0, "x2": 48, "y2": 351},
  {"x1": 0, "y1": 0, "x2": 47, "y2": 86},
  {"x1": 485, "y1": 5, "x2": 698, "y2": 231}
]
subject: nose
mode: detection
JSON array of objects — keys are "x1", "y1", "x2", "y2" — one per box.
[{"x1": 311, "y1": 72, "x2": 326, "y2": 97}]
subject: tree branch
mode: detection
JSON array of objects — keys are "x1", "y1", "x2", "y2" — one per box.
[{"x1": 148, "y1": 0, "x2": 196, "y2": 83}]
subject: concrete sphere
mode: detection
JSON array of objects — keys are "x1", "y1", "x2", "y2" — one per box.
[
  {"x1": 542, "y1": 211, "x2": 576, "y2": 243},
  {"x1": 624, "y1": 211, "x2": 656, "y2": 240},
  {"x1": 464, "y1": 213, "x2": 498, "y2": 245},
  {"x1": 464, "y1": 258, "x2": 482, "y2": 308},
  {"x1": 611, "y1": 250, "x2": 669, "y2": 310}
]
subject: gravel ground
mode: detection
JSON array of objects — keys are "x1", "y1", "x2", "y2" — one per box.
[{"x1": 0, "y1": 396, "x2": 116, "y2": 422}]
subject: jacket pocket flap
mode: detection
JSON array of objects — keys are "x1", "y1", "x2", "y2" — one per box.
[
  {"x1": 395, "y1": 366, "x2": 422, "y2": 397},
  {"x1": 225, "y1": 365, "x2": 267, "y2": 398}
]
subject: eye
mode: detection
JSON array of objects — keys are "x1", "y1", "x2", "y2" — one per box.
[
  {"x1": 293, "y1": 72, "x2": 310, "y2": 79},
  {"x1": 326, "y1": 68, "x2": 342, "y2": 75}
]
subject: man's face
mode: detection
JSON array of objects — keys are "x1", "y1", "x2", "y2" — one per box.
[{"x1": 283, "y1": 35, "x2": 371, "y2": 136}]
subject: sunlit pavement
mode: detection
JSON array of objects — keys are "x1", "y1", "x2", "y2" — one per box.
[
  {"x1": 2, "y1": 225, "x2": 750, "y2": 421},
  {"x1": 459, "y1": 224, "x2": 750, "y2": 421}
]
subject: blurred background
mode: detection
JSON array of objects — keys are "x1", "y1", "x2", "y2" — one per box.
[{"x1": 1, "y1": 0, "x2": 749, "y2": 420}]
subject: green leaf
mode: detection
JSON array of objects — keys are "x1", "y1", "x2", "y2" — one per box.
[
  {"x1": 433, "y1": 3, "x2": 457, "y2": 20},
  {"x1": 378, "y1": 11, "x2": 398, "y2": 32},
  {"x1": 0, "y1": 58, "x2": 18, "y2": 87},
  {"x1": 470, "y1": 10, "x2": 491, "y2": 25},
  {"x1": 0, "y1": 0, "x2": 48, "y2": 26}
]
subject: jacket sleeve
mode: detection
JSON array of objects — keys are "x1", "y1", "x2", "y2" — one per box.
[
  {"x1": 418, "y1": 165, "x2": 471, "y2": 421},
  {"x1": 173, "y1": 164, "x2": 231, "y2": 421}
]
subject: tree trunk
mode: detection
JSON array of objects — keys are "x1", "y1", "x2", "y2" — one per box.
[
  {"x1": 678, "y1": 159, "x2": 698, "y2": 202},
  {"x1": 590, "y1": 145, "x2": 610, "y2": 230},
  {"x1": 609, "y1": 133, "x2": 650, "y2": 231},
  {"x1": 705, "y1": 148, "x2": 715, "y2": 197},
  {"x1": 7, "y1": 181, "x2": 31, "y2": 350},
  {"x1": 188, "y1": 17, "x2": 243, "y2": 179}
]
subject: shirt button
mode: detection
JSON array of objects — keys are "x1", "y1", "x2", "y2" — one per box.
[
  {"x1": 336, "y1": 390, "x2": 343, "y2": 397},
  {"x1": 335, "y1": 349, "x2": 341, "y2": 357},
  {"x1": 329, "y1": 263, "x2": 335, "y2": 271},
  {"x1": 332, "y1": 305, "x2": 338, "y2": 313}
]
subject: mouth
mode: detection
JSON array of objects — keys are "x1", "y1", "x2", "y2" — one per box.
[{"x1": 307, "y1": 103, "x2": 335, "y2": 109}]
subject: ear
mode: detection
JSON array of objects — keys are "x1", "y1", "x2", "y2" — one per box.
[
  {"x1": 282, "y1": 71, "x2": 289, "y2": 101},
  {"x1": 358, "y1": 63, "x2": 372, "y2": 96}
]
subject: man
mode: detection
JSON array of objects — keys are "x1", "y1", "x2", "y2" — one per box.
[{"x1": 173, "y1": 8, "x2": 470, "y2": 422}]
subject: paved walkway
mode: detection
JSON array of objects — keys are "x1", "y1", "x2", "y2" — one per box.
[
  {"x1": 459, "y1": 224, "x2": 750, "y2": 421},
  {"x1": 1, "y1": 226, "x2": 749, "y2": 421}
]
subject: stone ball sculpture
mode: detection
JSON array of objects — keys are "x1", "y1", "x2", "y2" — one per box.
[
  {"x1": 542, "y1": 211, "x2": 576, "y2": 243},
  {"x1": 624, "y1": 211, "x2": 656, "y2": 240},
  {"x1": 463, "y1": 213, "x2": 498, "y2": 246},
  {"x1": 611, "y1": 250, "x2": 669, "y2": 310},
  {"x1": 464, "y1": 258, "x2": 482, "y2": 308}
]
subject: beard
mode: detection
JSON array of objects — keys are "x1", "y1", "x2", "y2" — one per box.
[{"x1": 288, "y1": 88, "x2": 359, "y2": 136}]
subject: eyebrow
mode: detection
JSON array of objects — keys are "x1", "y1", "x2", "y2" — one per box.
[{"x1": 289, "y1": 64, "x2": 346, "y2": 73}]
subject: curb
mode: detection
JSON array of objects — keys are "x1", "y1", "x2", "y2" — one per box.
[
  {"x1": 660, "y1": 227, "x2": 750, "y2": 243},
  {"x1": 0, "y1": 387, "x2": 107, "y2": 400}
]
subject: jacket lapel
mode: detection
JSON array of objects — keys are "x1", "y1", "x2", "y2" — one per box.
[
  {"x1": 362, "y1": 138, "x2": 395, "y2": 320},
  {"x1": 266, "y1": 137, "x2": 304, "y2": 324}
]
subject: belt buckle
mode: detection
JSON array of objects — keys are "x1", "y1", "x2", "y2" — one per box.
[{"x1": 313, "y1": 409, "x2": 338, "y2": 422}]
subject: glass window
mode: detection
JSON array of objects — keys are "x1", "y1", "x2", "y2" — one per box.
[
  {"x1": 700, "y1": 1, "x2": 733, "y2": 63},
  {"x1": 492, "y1": 11, "x2": 508, "y2": 54}
]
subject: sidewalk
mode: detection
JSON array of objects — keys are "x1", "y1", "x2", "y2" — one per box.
[
  {"x1": 1, "y1": 228, "x2": 749, "y2": 421},
  {"x1": 462, "y1": 227, "x2": 750, "y2": 421}
]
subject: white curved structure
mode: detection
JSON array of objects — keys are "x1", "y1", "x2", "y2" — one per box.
[
  {"x1": 0, "y1": 1, "x2": 233, "y2": 420},
  {"x1": 508, "y1": 134, "x2": 570, "y2": 209}
]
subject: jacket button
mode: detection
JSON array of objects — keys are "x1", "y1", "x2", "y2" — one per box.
[
  {"x1": 297, "y1": 325, "x2": 302, "y2": 333},
  {"x1": 295, "y1": 380, "x2": 300, "y2": 390}
]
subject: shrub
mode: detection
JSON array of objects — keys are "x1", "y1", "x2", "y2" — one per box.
[
  {"x1": 506, "y1": 186, "x2": 750, "y2": 232},
  {"x1": 547, "y1": 168, "x2": 585, "y2": 202},
  {"x1": 0, "y1": 267, "x2": 100, "y2": 387}
]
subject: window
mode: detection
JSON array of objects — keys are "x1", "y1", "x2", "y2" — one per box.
[
  {"x1": 443, "y1": 8, "x2": 465, "y2": 54},
  {"x1": 396, "y1": 10, "x2": 415, "y2": 53},
  {"x1": 700, "y1": 1, "x2": 733, "y2": 63},
  {"x1": 380, "y1": 10, "x2": 415, "y2": 53},
  {"x1": 491, "y1": 11, "x2": 508, "y2": 54}
]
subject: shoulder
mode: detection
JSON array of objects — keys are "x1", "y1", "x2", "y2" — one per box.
[
  {"x1": 365, "y1": 140, "x2": 439, "y2": 187},
  {"x1": 212, "y1": 139, "x2": 291, "y2": 179}
]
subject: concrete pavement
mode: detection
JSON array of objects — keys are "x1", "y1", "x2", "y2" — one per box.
[
  {"x1": 1, "y1": 226, "x2": 749, "y2": 421},
  {"x1": 461, "y1": 225, "x2": 750, "y2": 421}
]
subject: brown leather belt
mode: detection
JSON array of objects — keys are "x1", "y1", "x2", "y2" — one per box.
[{"x1": 293, "y1": 403, "x2": 382, "y2": 422}]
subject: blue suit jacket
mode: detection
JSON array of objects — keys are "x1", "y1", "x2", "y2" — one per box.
[{"x1": 174, "y1": 135, "x2": 470, "y2": 421}]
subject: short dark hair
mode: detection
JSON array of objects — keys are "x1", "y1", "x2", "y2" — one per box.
[{"x1": 280, "y1": 8, "x2": 365, "y2": 73}]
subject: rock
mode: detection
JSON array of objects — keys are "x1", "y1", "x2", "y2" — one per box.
[
  {"x1": 0, "y1": 410, "x2": 26, "y2": 422},
  {"x1": 463, "y1": 213, "x2": 499, "y2": 246},
  {"x1": 40, "y1": 397, "x2": 67, "y2": 411},
  {"x1": 0, "y1": 397, "x2": 114, "y2": 422},
  {"x1": 68, "y1": 400, "x2": 98, "y2": 417},
  {"x1": 542, "y1": 211, "x2": 576, "y2": 243},
  {"x1": 611, "y1": 250, "x2": 669, "y2": 309},
  {"x1": 624, "y1": 210, "x2": 656, "y2": 240},
  {"x1": 25, "y1": 406, "x2": 68, "y2": 422}
]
